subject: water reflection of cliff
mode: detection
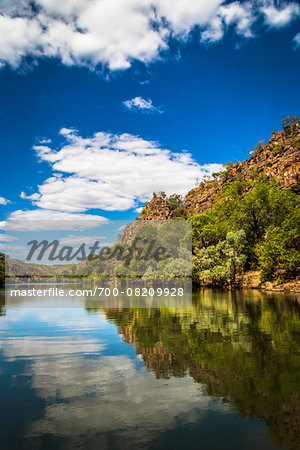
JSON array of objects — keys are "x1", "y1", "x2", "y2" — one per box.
[
  {"x1": 102, "y1": 290, "x2": 300, "y2": 450},
  {"x1": 0, "y1": 294, "x2": 5, "y2": 316}
]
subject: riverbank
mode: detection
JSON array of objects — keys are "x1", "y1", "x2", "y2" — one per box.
[
  {"x1": 194, "y1": 271, "x2": 300, "y2": 293},
  {"x1": 241, "y1": 271, "x2": 300, "y2": 292}
]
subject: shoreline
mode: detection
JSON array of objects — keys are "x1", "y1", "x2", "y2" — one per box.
[
  {"x1": 192, "y1": 283, "x2": 300, "y2": 293},
  {"x1": 193, "y1": 271, "x2": 300, "y2": 293}
]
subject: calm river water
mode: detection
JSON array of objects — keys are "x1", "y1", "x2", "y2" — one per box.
[{"x1": 0, "y1": 285, "x2": 299, "y2": 449}]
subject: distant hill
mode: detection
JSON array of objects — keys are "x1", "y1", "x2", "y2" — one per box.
[{"x1": 2, "y1": 255, "x2": 73, "y2": 283}]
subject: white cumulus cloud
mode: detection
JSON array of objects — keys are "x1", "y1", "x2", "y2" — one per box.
[
  {"x1": 1, "y1": 210, "x2": 108, "y2": 231},
  {"x1": 0, "y1": 233, "x2": 18, "y2": 242},
  {"x1": 19, "y1": 128, "x2": 224, "y2": 214},
  {"x1": 122, "y1": 97, "x2": 163, "y2": 114},
  {"x1": 0, "y1": 0, "x2": 299, "y2": 72},
  {"x1": 261, "y1": 1, "x2": 300, "y2": 28},
  {"x1": 219, "y1": 2, "x2": 255, "y2": 38},
  {"x1": 59, "y1": 235, "x2": 107, "y2": 245},
  {"x1": 0, "y1": 243, "x2": 25, "y2": 252},
  {"x1": 0, "y1": 196, "x2": 10, "y2": 205},
  {"x1": 294, "y1": 32, "x2": 300, "y2": 46}
]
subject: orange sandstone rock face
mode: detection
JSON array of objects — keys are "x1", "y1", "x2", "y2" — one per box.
[
  {"x1": 184, "y1": 180, "x2": 219, "y2": 216},
  {"x1": 139, "y1": 196, "x2": 173, "y2": 220},
  {"x1": 185, "y1": 127, "x2": 299, "y2": 216},
  {"x1": 139, "y1": 125, "x2": 300, "y2": 219}
]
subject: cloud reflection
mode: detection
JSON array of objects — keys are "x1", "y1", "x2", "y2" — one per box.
[{"x1": 0, "y1": 307, "x2": 226, "y2": 448}]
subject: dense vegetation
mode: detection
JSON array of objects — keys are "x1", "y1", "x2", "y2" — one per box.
[
  {"x1": 154, "y1": 117, "x2": 300, "y2": 286},
  {"x1": 191, "y1": 175, "x2": 300, "y2": 285},
  {"x1": 78, "y1": 165, "x2": 299, "y2": 284}
]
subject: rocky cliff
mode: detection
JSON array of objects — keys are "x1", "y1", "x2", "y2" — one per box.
[
  {"x1": 139, "y1": 123, "x2": 300, "y2": 219},
  {"x1": 139, "y1": 196, "x2": 173, "y2": 220}
]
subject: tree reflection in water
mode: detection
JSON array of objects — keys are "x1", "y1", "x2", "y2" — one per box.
[{"x1": 99, "y1": 290, "x2": 300, "y2": 450}]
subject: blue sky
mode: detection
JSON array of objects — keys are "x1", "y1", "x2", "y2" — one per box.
[{"x1": 0, "y1": 0, "x2": 300, "y2": 230}]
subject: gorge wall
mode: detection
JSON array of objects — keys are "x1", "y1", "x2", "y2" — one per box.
[{"x1": 139, "y1": 124, "x2": 300, "y2": 219}]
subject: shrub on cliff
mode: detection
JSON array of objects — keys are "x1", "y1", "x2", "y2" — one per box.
[{"x1": 281, "y1": 116, "x2": 299, "y2": 135}]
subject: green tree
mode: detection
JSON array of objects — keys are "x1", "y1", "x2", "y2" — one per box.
[
  {"x1": 256, "y1": 209, "x2": 300, "y2": 281},
  {"x1": 209, "y1": 177, "x2": 299, "y2": 266},
  {"x1": 162, "y1": 258, "x2": 191, "y2": 278},
  {"x1": 167, "y1": 193, "x2": 183, "y2": 210},
  {"x1": 193, "y1": 230, "x2": 246, "y2": 286},
  {"x1": 281, "y1": 116, "x2": 299, "y2": 134},
  {"x1": 158, "y1": 221, "x2": 189, "y2": 258}
]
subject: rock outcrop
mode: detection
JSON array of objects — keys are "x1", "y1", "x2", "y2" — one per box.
[
  {"x1": 139, "y1": 124, "x2": 300, "y2": 219},
  {"x1": 139, "y1": 196, "x2": 173, "y2": 220}
]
